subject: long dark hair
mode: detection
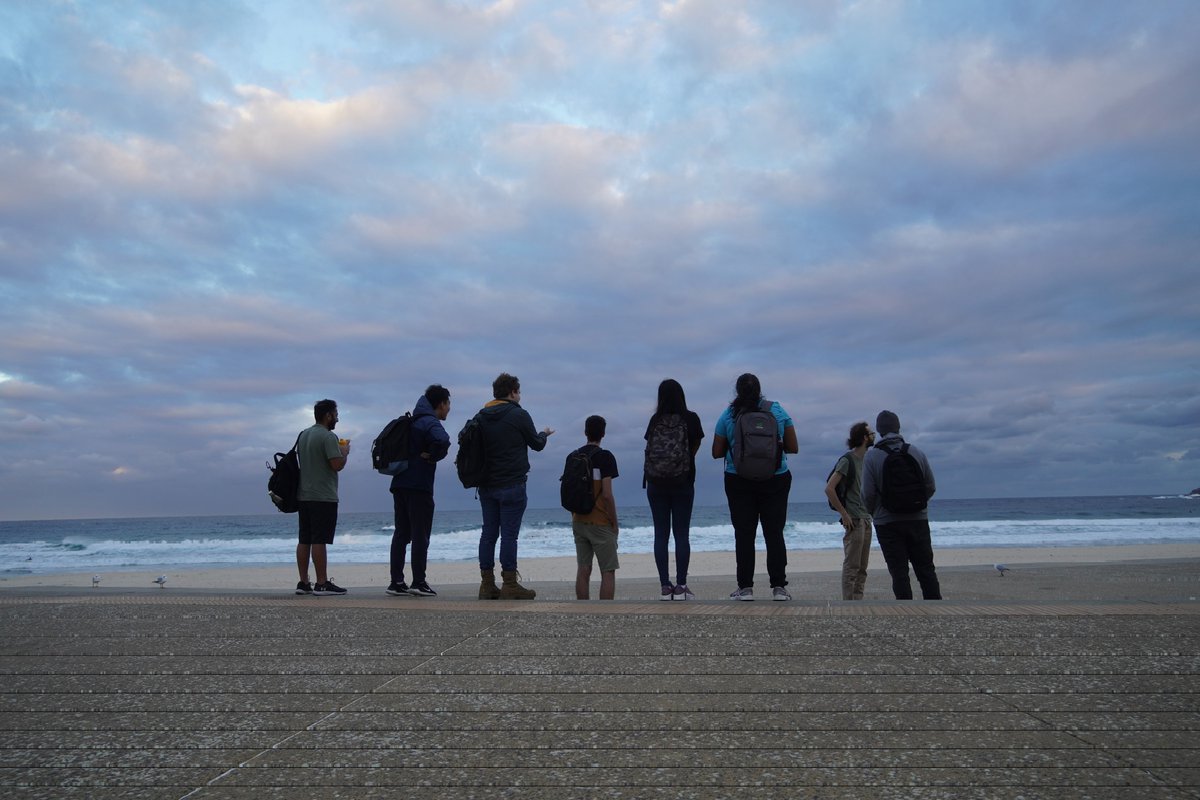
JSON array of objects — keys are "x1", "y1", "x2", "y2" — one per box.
[
  {"x1": 729, "y1": 373, "x2": 762, "y2": 418},
  {"x1": 653, "y1": 378, "x2": 689, "y2": 421}
]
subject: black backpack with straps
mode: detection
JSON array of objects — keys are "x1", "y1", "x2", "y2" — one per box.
[
  {"x1": 875, "y1": 439, "x2": 928, "y2": 514},
  {"x1": 560, "y1": 444, "x2": 599, "y2": 514}
]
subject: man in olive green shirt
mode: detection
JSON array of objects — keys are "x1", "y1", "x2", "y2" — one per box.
[
  {"x1": 824, "y1": 421, "x2": 875, "y2": 600},
  {"x1": 296, "y1": 398, "x2": 350, "y2": 596}
]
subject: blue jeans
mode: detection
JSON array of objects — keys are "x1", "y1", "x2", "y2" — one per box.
[
  {"x1": 478, "y1": 483, "x2": 528, "y2": 572},
  {"x1": 647, "y1": 482, "x2": 694, "y2": 587}
]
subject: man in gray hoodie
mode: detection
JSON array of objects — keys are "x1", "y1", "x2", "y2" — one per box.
[{"x1": 862, "y1": 410, "x2": 941, "y2": 600}]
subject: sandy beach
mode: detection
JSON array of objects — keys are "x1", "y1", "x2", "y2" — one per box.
[{"x1": 5, "y1": 542, "x2": 1199, "y2": 596}]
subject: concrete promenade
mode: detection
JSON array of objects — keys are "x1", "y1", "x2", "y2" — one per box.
[{"x1": 1, "y1": 561, "x2": 1198, "y2": 799}]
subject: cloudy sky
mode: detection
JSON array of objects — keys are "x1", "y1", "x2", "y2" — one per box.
[{"x1": 2, "y1": 0, "x2": 1198, "y2": 521}]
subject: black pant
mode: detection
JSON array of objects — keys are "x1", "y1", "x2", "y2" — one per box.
[
  {"x1": 724, "y1": 471, "x2": 792, "y2": 589},
  {"x1": 391, "y1": 488, "x2": 435, "y2": 585},
  {"x1": 875, "y1": 519, "x2": 941, "y2": 600}
]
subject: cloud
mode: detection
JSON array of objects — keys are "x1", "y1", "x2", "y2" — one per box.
[{"x1": 1, "y1": 0, "x2": 1198, "y2": 519}]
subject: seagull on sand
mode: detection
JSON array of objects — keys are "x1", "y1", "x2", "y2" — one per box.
[
  {"x1": 92, "y1": 575, "x2": 101, "y2": 588},
  {"x1": 153, "y1": 575, "x2": 167, "y2": 588},
  {"x1": 994, "y1": 563, "x2": 1010, "y2": 577}
]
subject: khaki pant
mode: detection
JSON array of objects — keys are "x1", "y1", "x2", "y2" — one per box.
[{"x1": 841, "y1": 517, "x2": 872, "y2": 600}]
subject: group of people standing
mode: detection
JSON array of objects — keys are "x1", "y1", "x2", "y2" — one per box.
[{"x1": 291, "y1": 372, "x2": 941, "y2": 602}]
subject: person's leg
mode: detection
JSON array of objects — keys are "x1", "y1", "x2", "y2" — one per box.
[
  {"x1": 874, "y1": 522, "x2": 913, "y2": 600},
  {"x1": 407, "y1": 490, "x2": 435, "y2": 586},
  {"x1": 760, "y1": 471, "x2": 792, "y2": 588},
  {"x1": 297, "y1": 502, "x2": 313, "y2": 582},
  {"x1": 840, "y1": 524, "x2": 858, "y2": 601},
  {"x1": 854, "y1": 518, "x2": 873, "y2": 599},
  {"x1": 477, "y1": 488, "x2": 500, "y2": 571},
  {"x1": 573, "y1": 522, "x2": 593, "y2": 599},
  {"x1": 310, "y1": 501, "x2": 338, "y2": 586},
  {"x1": 672, "y1": 484, "x2": 694, "y2": 586},
  {"x1": 296, "y1": 543, "x2": 311, "y2": 583},
  {"x1": 907, "y1": 519, "x2": 942, "y2": 600},
  {"x1": 390, "y1": 491, "x2": 412, "y2": 586},
  {"x1": 575, "y1": 563, "x2": 592, "y2": 599},
  {"x1": 724, "y1": 473, "x2": 759, "y2": 589},
  {"x1": 310, "y1": 543, "x2": 328, "y2": 585},
  {"x1": 646, "y1": 483, "x2": 673, "y2": 588},
  {"x1": 599, "y1": 570, "x2": 615, "y2": 600},
  {"x1": 842, "y1": 517, "x2": 870, "y2": 600},
  {"x1": 591, "y1": 524, "x2": 619, "y2": 601},
  {"x1": 497, "y1": 483, "x2": 528, "y2": 573}
]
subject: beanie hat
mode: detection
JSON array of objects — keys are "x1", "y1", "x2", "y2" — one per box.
[{"x1": 876, "y1": 410, "x2": 901, "y2": 435}]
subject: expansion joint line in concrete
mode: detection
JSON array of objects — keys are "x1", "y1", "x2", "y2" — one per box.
[{"x1": 173, "y1": 616, "x2": 507, "y2": 800}]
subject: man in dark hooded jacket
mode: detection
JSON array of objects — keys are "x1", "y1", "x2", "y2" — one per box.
[
  {"x1": 387, "y1": 385, "x2": 451, "y2": 597},
  {"x1": 475, "y1": 372, "x2": 554, "y2": 599}
]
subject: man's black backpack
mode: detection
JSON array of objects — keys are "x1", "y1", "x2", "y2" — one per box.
[
  {"x1": 875, "y1": 440, "x2": 928, "y2": 514},
  {"x1": 643, "y1": 413, "x2": 690, "y2": 486},
  {"x1": 455, "y1": 414, "x2": 488, "y2": 489},
  {"x1": 371, "y1": 413, "x2": 413, "y2": 476},
  {"x1": 266, "y1": 434, "x2": 302, "y2": 513},
  {"x1": 826, "y1": 452, "x2": 855, "y2": 512},
  {"x1": 560, "y1": 445, "x2": 599, "y2": 514}
]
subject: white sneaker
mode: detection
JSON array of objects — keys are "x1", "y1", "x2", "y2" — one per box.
[
  {"x1": 729, "y1": 587, "x2": 754, "y2": 601},
  {"x1": 673, "y1": 584, "x2": 695, "y2": 601},
  {"x1": 772, "y1": 586, "x2": 791, "y2": 601}
]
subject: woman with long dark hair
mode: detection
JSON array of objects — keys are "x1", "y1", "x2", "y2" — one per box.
[
  {"x1": 643, "y1": 379, "x2": 704, "y2": 600},
  {"x1": 711, "y1": 373, "x2": 798, "y2": 601}
]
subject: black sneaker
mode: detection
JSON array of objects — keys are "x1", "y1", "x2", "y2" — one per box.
[
  {"x1": 313, "y1": 580, "x2": 347, "y2": 596},
  {"x1": 295, "y1": 581, "x2": 313, "y2": 595},
  {"x1": 386, "y1": 582, "x2": 409, "y2": 596},
  {"x1": 408, "y1": 582, "x2": 437, "y2": 597}
]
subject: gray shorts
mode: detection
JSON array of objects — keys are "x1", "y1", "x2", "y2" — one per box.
[{"x1": 573, "y1": 521, "x2": 619, "y2": 572}]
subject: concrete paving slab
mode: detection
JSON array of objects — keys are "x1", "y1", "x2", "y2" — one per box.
[{"x1": 0, "y1": 573, "x2": 1197, "y2": 800}]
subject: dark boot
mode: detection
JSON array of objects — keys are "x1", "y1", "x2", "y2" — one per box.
[
  {"x1": 499, "y1": 570, "x2": 536, "y2": 600},
  {"x1": 478, "y1": 569, "x2": 501, "y2": 600}
]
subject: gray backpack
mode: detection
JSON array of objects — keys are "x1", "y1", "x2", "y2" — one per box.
[{"x1": 732, "y1": 400, "x2": 782, "y2": 481}]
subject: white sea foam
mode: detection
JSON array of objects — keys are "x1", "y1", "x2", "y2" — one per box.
[{"x1": 4, "y1": 498, "x2": 1197, "y2": 574}]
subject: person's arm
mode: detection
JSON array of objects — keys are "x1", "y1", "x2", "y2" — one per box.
[
  {"x1": 423, "y1": 421, "x2": 451, "y2": 463},
  {"x1": 862, "y1": 452, "x2": 878, "y2": 515},
  {"x1": 712, "y1": 435, "x2": 728, "y2": 459},
  {"x1": 516, "y1": 409, "x2": 553, "y2": 451},
  {"x1": 601, "y1": 476, "x2": 617, "y2": 535},
  {"x1": 783, "y1": 425, "x2": 798, "y2": 454},
  {"x1": 329, "y1": 435, "x2": 348, "y2": 471},
  {"x1": 922, "y1": 451, "x2": 936, "y2": 500},
  {"x1": 824, "y1": 462, "x2": 852, "y2": 529}
]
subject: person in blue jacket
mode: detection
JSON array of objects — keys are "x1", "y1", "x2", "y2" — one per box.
[{"x1": 387, "y1": 385, "x2": 451, "y2": 598}]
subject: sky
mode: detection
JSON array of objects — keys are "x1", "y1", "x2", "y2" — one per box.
[{"x1": 1, "y1": 0, "x2": 1198, "y2": 521}]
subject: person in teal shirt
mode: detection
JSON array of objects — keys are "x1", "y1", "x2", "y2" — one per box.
[{"x1": 711, "y1": 373, "x2": 798, "y2": 601}]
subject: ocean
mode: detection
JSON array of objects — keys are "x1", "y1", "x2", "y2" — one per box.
[{"x1": 2, "y1": 495, "x2": 1198, "y2": 576}]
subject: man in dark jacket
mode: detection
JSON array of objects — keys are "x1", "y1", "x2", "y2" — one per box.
[
  {"x1": 475, "y1": 373, "x2": 554, "y2": 600},
  {"x1": 862, "y1": 410, "x2": 941, "y2": 600},
  {"x1": 387, "y1": 385, "x2": 451, "y2": 598}
]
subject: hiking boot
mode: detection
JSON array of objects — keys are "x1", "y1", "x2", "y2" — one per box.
[
  {"x1": 479, "y1": 569, "x2": 501, "y2": 600},
  {"x1": 499, "y1": 570, "x2": 536, "y2": 600},
  {"x1": 659, "y1": 584, "x2": 675, "y2": 601},
  {"x1": 313, "y1": 580, "x2": 347, "y2": 596},
  {"x1": 729, "y1": 587, "x2": 754, "y2": 601},
  {"x1": 673, "y1": 584, "x2": 695, "y2": 601},
  {"x1": 772, "y1": 586, "x2": 792, "y2": 601},
  {"x1": 385, "y1": 582, "x2": 409, "y2": 596},
  {"x1": 408, "y1": 582, "x2": 437, "y2": 597},
  {"x1": 295, "y1": 581, "x2": 313, "y2": 595}
]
